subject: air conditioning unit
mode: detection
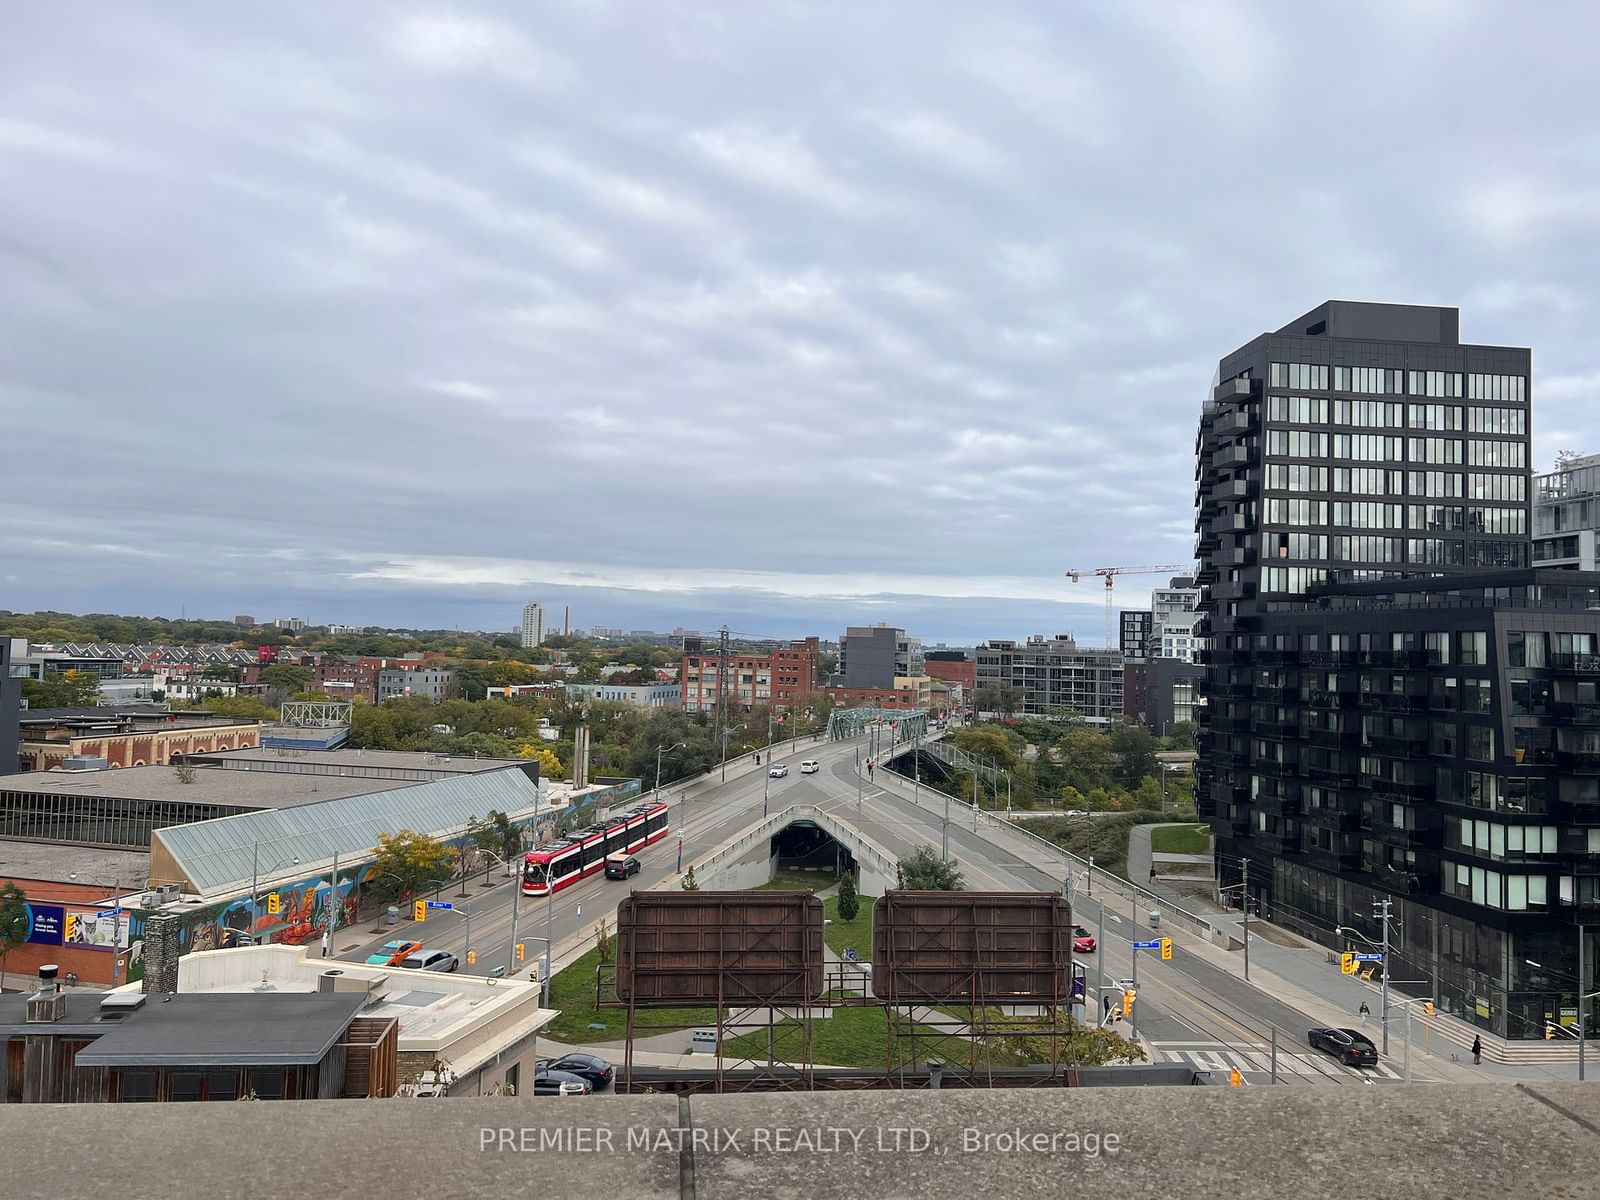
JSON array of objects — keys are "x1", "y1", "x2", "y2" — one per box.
[{"x1": 156, "y1": 884, "x2": 182, "y2": 904}]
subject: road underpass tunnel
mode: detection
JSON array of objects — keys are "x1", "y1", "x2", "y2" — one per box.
[{"x1": 771, "y1": 820, "x2": 854, "y2": 878}]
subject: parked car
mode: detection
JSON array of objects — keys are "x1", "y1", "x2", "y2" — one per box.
[
  {"x1": 1064, "y1": 809, "x2": 1089, "y2": 818},
  {"x1": 532, "y1": 1068, "x2": 591, "y2": 1096},
  {"x1": 366, "y1": 939, "x2": 422, "y2": 966},
  {"x1": 605, "y1": 853, "x2": 641, "y2": 880},
  {"x1": 399, "y1": 948, "x2": 460, "y2": 973},
  {"x1": 538, "y1": 1053, "x2": 614, "y2": 1090},
  {"x1": 769, "y1": 764, "x2": 788, "y2": 778},
  {"x1": 1072, "y1": 926, "x2": 1096, "y2": 954},
  {"x1": 1307, "y1": 1027, "x2": 1379, "y2": 1067},
  {"x1": 800, "y1": 760, "x2": 820, "y2": 774}
]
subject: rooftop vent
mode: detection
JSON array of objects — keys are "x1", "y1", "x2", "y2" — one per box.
[{"x1": 99, "y1": 993, "x2": 146, "y2": 1021}]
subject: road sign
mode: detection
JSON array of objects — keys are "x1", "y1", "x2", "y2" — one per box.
[
  {"x1": 1354, "y1": 952, "x2": 1383, "y2": 962},
  {"x1": 1132, "y1": 940, "x2": 1161, "y2": 950},
  {"x1": 426, "y1": 901, "x2": 454, "y2": 911},
  {"x1": 100, "y1": 907, "x2": 123, "y2": 919},
  {"x1": 845, "y1": 947, "x2": 858, "y2": 962},
  {"x1": 1160, "y1": 937, "x2": 1173, "y2": 961},
  {"x1": 1340, "y1": 952, "x2": 1357, "y2": 975}
]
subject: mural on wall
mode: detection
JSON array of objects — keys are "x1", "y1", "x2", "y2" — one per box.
[{"x1": 122, "y1": 779, "x2": 643, "y2": 980}]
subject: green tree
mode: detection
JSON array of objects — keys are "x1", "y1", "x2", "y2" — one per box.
[
  {"x1": 369, "y1": 830, "x2": 455, "y2": 898},
  {"x1": 950, "y1": 726, "x2": 1021, "y2": 771},
  {"x1": 258, "y1": 663, "x2": 314, "y2": 693},
  {"x1": 0, "y1": 882, "x2": 30, "y2": 981},
  {"x1": 836, "y1": 869, "x2": 860, "y2": 922},
  {"x1": 1108, "y1": 722, "x2": 1157, "y2": 790},
  {"x1": 1056, "y1": 728, "x2": 1117, "y2": 793},
  {"x1": 895, "y1": 846, "x2": 965, "y2": 891},
  {"x1": 1164, "y1": 721, "x2": 1199, "y2": 752},
  {"x1": 681, "y1": 865, "x2": 700, "y2": 891},
  {"x1": 21, "y1": 670, "x2": 102, "y2": 709},
  {"x1": 197, "y1": 695, "x2": 278, "y2": 722}
]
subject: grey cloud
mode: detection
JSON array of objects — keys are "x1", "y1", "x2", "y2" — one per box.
[{"x1": 2, "y1": 2, "x2": 1599, "y2": 643}]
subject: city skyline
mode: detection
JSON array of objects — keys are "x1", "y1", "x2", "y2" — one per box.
[{"x1": 4, "y1": 6, "x2": 1598, "y2": 639}]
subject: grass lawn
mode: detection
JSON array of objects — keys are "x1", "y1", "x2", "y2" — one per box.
[
  {"x1": 1151, "y1": 824, "x2": 1212, "y2": 855},
  {"x1": 754, "y1": 868, "x2": 837, "y2": 892},
  {"x1": 542, "y1": 945, "x2": 716, "y2": 1043},
  {"x1": 721, "y1": 993, "x2": 971, "y2": 1069},
  {"x1": 823, "y1": 893, "x2": 874, "y2": 958}
]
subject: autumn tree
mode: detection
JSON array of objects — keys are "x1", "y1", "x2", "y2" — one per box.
[{"x1": 369, "y1": 830, "x2": 455, "y2": 899}]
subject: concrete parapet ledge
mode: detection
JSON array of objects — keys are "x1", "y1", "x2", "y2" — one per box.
[{"x1": 4, "y1": 1083, "x2": 1598, "y2": 1199}]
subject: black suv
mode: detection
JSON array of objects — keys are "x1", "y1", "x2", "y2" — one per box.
[
  {"x1": 1307, "y1": 1027, "x2": 1379, "y2": 1067},
  {"x1": 605, "y1": 854, "x2": 641, "y2": 880}
]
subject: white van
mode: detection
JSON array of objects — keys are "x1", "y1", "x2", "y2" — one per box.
[{"x1": 800, "y1": 760, "x2": 821, "y2": 774}]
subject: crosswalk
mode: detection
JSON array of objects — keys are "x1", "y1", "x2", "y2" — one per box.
[{"x1": 1150, "y1": 1041, "x2": 1403, "y2": 1081}]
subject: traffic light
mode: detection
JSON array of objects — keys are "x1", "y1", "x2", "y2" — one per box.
[
  {"x1": 266, "y1": 893, "x2": 281, "y2": 916},
  {"x1": 64, "y1": 914, "x2": 79, "y2": 941},
  {"x1": 413, "y1": 900, "x2": 426, "y2": 923},
  {"x1": 467, "y1": 950, "x2": 477, "y2": 966},
  {"x1": 1546, "y1": 1023, "x2": 1556, "y2": 1040},
  {"x1": 1122, "y1": 988, "x2": 1137, "y2": 1018},
  {"x1": 515, "y1": 942, "x2": 526, "y2": 963},
  {"x1": 1228, "y1": 1068, "x2": 1244, "y2": 1087},
  {"x1": 1160, "y1": 937, "x2": 1173, "y2": 961},
  {"x1": 1340, "y1": 952, "x2": 1357, "y2": 976},
  {"x1": 1424, "y1": 1001, "x2": 1435, "y2": 1017}
]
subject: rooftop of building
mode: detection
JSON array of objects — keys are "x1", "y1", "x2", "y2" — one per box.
[
  {"x1": 2, "y1": 1082, "x2": 1596, "y2": 1196},
  {"x1": 0, "y1": 838, "x2": 152, "y2": 887},
  {"x1": 18, "y1": 709, "x2": 257, "y2": 733},
  {"x1": 186, "y1": 747, "x2": 533, "y2": 774},
  {"x1": 0, "y1": 764, "x2": 399, "y2": 810},
  {"x1": 0, "y1": 989, "x2": 366, "y2": 1066},
  {"x1": 1274, "y1": 299, "x2": 1464, "y2": 345},
  {"x1": 114, "y1": 945, "x2": 554, "y2": 1062}
]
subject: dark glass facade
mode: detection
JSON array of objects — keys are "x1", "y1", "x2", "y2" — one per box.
[
  {"x1": 0, "y1": 640, "x2": 18, "y2": 776},
  {"x1": 1196, "y1": 302, "x2": 1598, "y2": 1040}
]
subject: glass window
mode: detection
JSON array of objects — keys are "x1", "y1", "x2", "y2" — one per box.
[
  {"x1": 171, "y1": 1072, "x2": 203, "y2": 1102},
  {"x1": 1459, "y1": 631, "x2": 1488, "y2": 665},
  {"x1": 120, "y1": 1072, "x2": 158, "y2": 1103},
  {"x1": 1466, "y1": 723, "x2": 1495, "y2": 761}
]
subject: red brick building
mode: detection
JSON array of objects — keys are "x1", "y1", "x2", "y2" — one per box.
[
  {"x1": 680, "y1": 637, "x2": 820, "y2": 714},
  {"x1": 923, "y1": 652, "x2": 976, "y2": 690},
  {"x1": 823, "y1": 684, "x2": 923, "y2": 709}
]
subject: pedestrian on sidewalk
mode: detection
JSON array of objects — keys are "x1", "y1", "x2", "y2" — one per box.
[
  {"x1": 1358, "y1": 1001, "x2": 1370, "y2": 1022},
  {"x1": 1471, "y1": 1034, "x2": 1482, "y2": 1065}
]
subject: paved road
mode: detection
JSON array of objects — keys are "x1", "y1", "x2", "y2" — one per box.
[{"x1": 339, "y1": 732, "x2": 1413, "y2": 1087}]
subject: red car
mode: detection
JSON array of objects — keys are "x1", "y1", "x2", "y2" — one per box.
[{"x1": 1073, "y1": 926, "x2": 1096, "y2": 954}]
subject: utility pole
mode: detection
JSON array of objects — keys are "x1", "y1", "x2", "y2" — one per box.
[
  {"x1": 1131, "y1": 933, "x2": 1139, "y2": 1044},
  {"x1": 762, "y1": 707, "x2": 774, "y2": 817},
  {"x1": 715, "y1": 627, "x2": 730, "y2": 779},
  {"x1": 506, "y1": 868, "x2": 522, "y2": 976},
  {"x1": 1241, "y1": 860, "x2": 1250, "y2": 982},
  {"x1": 1374, "y1": 896, "x2": 1392, "y2": 1056},
  {"x1": 542, "y1": 881, "x2": 554, "y2": 1008},
  {"x1": 1580, "y1": 922, "x2": 1588, "y2": 1083}
]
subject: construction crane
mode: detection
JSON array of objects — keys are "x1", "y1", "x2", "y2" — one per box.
[{"x1": 1065, "y1": 565, "x2": 1193, "y2": 649}]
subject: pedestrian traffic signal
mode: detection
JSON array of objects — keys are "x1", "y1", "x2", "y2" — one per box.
[
  {"x1": 1424, "y1": 1001, "x2": 1435, "y2": 1017},
  {"x1": 467, "y1": 950, "x2": 477, "y2": 966},
  {"x1": 1160, "y1": 937, "x2": 1173, "y2": 961},
  {"x1": 413, "y1": 900, "x2": 426, "y2": 923},
  {"x1": 1122, "y1": 989, "x2": 1137, "y2": 1018},
  {"x1": 1546, "y1": 1023, "x2": 1555, "y2": 1040},
  {"x1": 64, "y1": 914, "x2": 78, "y2": 941},
  {"x1": 266, "y1": 893, "x2": 280, "y2": 915},
  {"x1": 1228, "y1": 1068, "x2": 1244, "y2": 1087}
]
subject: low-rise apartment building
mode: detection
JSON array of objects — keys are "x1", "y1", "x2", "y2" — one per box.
[{"x1": 975, "y1": 635, "x2": 1123, "y2": 725}]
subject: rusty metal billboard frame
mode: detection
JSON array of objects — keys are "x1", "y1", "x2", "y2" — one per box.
[
  {"x1": 609, "y1": 891, "x2": 825, "y2": 1092},
  {"x1": 871, "y1": 891, "x2": 1081, "y2": 1086}
]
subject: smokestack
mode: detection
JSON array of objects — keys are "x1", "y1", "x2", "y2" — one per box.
[{"x1": 563, "y1": 606, "x2": 570, "y2": 636}]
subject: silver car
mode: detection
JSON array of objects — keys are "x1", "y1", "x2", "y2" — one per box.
[{"x1": 400, "y1": 948, "x2": 459, "y2": 972}]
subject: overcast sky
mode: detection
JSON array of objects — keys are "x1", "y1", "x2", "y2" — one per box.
[{"x1": 2, "y1": 3, "x2": 1597, "y2": 644}]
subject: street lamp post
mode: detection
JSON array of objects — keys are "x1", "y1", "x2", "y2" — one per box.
[
  {"x1": 762, "y1": 708, "x2": 775, "y2": 817},
  {"x1": 654, "y1": 740, "x2": 686, "y2": 870}
]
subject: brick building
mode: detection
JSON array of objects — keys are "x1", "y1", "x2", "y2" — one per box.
[
  {"x1": 679, "y1": 638, "x2": 820, "y2": 714},
  {"x1": 923, "y1": 651, "x2": 976, "y2": 690}
]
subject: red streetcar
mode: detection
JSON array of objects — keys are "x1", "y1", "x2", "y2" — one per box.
[{"x1": 522, "y1": 799, "x2": 671, "y2": 897}]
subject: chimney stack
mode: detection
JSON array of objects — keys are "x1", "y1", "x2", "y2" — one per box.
[
  {"x1": 26, "y1": 965, "x2": 67, "y2": 1024},
  {"x1": 141, "y1": 913, "x2": 182, "y2": 996}
]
